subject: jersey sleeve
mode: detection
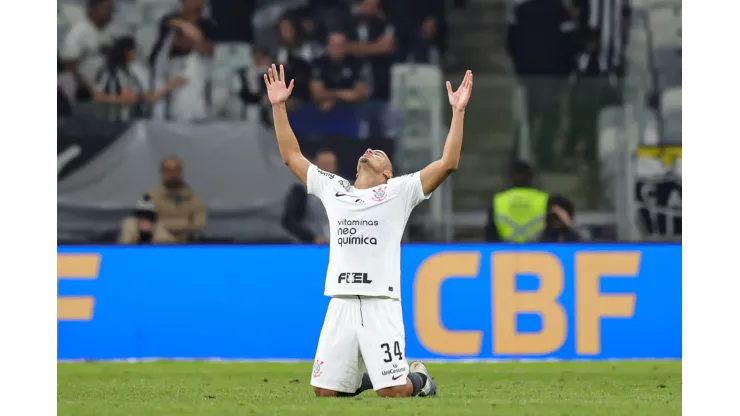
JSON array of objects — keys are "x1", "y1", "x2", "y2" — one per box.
[
  {"x1": 306, "y1": 164, "x2": 338, "y2": 199},
  {"x1": 394, "y1": 171, "x2": 431, "y2": 209}
]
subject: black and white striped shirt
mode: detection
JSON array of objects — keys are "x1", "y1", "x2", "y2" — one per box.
[
  {"x1": 576, "y1": 0, "x2": 631, "y2": 74},
  {"x1": 95, "y1": 66, "x2": 145, "y2": 96}
]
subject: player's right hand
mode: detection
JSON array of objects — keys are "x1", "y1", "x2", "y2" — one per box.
[{"x1": 264, "y1": 63, "x2": 295, "y2": 105}]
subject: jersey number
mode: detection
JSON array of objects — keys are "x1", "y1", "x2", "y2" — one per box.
[{"x1": 380, "y1": 341, "x2": 403, "y2": 363}]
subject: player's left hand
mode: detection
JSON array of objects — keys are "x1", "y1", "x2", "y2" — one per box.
[
  {"x1": 446, "y1": 70, "x2": 473, "y2": 112},
  {"x1": 264, "y1": 64, "x2": 295, "y2": 105}
]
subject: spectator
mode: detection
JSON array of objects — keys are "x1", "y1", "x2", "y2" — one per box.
[
  {"x1": 119, "y1": 194, "x2": 177, "y2": 244},
  {"x1": 149, "y1": 0, "x2": 216, "y2": 122},
  {"x1": 235, "y1": 46, "x2": 270, "y2": 107},
  {"x1": 394, "y1": 0, "x2": 446, "y2": 63},
  {"x1": 566, "y1": 0, "x2": 632, "y2": 165},
  {"x1": 60, "y1": 0, "x2": 117, "y2": 102},
  {"x1": 346, "y1": 0, "x2": 396, "y2": 136},
  {"x1": 574, "y1": 0, "x2": 631, "y2": 101},
  {"x1": 232, "y1": 46, "x2": 271, "y2": 122},
  {"x1": 281, "y1": 150, "x2": 338, "y2": 243},
  {"x1": 58, "y1": 57, "x2": 73, "y2": 118},
  {"x1": 310, "y1": 32, "x2": 369, "y2": 112},
  {"x1": 539, "y1": 195, "x2": 582, "y2": 242},
  {"x1": 148, "y1": 156, "x2": 208, "y2": 243},
  {"x1": 564, "y1": 35, "x2": 607, "y2": 167},
  {"x1": 306, "y1": 0, "x2": 354, "y2": 36},
  {"x1": 485, "y1": 160, "x2": 551, "y2": 243},
  {"x1": 275, "y1": 12, "x2": 322, "y2": 103},
  {"x1": 208, "y1": 0, "x2": 255, "y2": 42},
  {"x1": 294, "y1": 5, "x2": 321, "y2": 43},
  {"x1": 93, "y1": 36, "x2": 186, "y2": 112},
  {"x1": 277, "y1": 12, "x2": 323, "y2": 64},
  {"x1": 506, "y1": 0, "x2": 578, "y2": 170}
]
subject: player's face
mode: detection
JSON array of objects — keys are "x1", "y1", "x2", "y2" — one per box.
[{"x1": 357, "y1": 149, "x2": 392, "y2": 178}]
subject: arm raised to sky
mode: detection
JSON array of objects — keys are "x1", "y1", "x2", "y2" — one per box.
[
  {"x1": 419, "y1": 70, "x2": 474, "y2": 196},
  {"x1": 264, "y1": 64, "x2": 311, "y2": 184}
]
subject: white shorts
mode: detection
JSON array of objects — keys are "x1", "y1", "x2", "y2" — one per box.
[{"x1": 310, "y1": 296, "x2": 409, "y2": 393}]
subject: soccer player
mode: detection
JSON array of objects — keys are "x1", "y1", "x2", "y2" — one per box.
[{"x1": 264, "y1": 64, "x2": 472, "y2": 398}]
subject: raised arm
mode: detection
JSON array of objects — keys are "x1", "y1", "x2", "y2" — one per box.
[
  {"x1": 265, "y1": 64, "x2": 311, "y2": 184},
  {"x1": 419, "y1": 70, "x2": 473, "y2": 196}
]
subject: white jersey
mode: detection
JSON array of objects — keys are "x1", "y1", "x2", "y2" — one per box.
[{"x1": 306, "y1": 164, "x2": 430, "y2": 300}]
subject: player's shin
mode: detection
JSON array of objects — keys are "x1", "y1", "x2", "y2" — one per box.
[{"x1": 407, "y1": 372, "x2": 429, "y2": 396}]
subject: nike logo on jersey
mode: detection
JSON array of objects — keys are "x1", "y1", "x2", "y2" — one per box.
[
  {"x1": 335, "y1": 192, "x2": 364, "y2": 203},
  {"x1": 391, "y1": 374, "x2": 404, "y2": 380}
]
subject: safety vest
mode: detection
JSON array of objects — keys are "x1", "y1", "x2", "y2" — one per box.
[{"x1": 493, "y1": 188, "x2": 549, "y2": 243}]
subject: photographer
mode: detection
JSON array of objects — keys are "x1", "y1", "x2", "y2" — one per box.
[
  {"x1": 539, "y1": 195, "x2": 582, "y2": 242},
  {"x1": 119, "y1": 194, "x2": 176, "y2": 244}
]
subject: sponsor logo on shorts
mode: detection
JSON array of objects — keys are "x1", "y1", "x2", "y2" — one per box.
[
  {"x1": 312, "y1": 359, "x2": 323, "y2": 378},
  {"x1": 338, "y1": 272, "x2": 373, "y2": 284},
  {"x1": 382, "y1": 364, "x2": 407, "y2": 378}
]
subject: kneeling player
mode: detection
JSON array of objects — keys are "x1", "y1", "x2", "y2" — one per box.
[{"x1": 263, "y1": 64, "x2": 473, "y2": 397}]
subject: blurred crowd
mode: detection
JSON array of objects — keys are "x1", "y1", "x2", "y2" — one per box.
[
  {"x1": 58, "y1": 0, "x2": 448, "y2": 131},
  {"x1": 58, "y1": 0, "x2": 649, "y2": 245},
  {"x1": 58, "y1": 0, "x2": 453, "y2": 245},
  {"x1": 506, "y1": 0, "x2": 630, "y2": 171}
]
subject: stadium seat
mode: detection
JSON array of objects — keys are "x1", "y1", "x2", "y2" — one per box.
[
  {"x1": 655, "y1": 68, "x2": 681, "y2": 93},
  {"x1": 117, "y1": 1, "x2": 143, "y2": 29},
  {"x1": 662, "y1": 112, "x2": 681, "y2": 145},
  {"x1": 597, "y1": 107, "x2": 625, "y2": 159},
  {"x1": 652, "y1": 47, "x2": 681, "y2": 91},
  {"x1": 660, "y1": 88, "x2": 681, "y2": 117},
  {"x1": 135, "y1": 25, "x2": 159, "y2": 61},
  {"x1": 137, "y1": 0, "x2": 179, "y2": 26},
  {"x1": 58, "y1": 2, "x2": 86, "y2": 26},
  {"x1": 639, "y1": 110, "x2": 661, "y2": 147},
  {"x1": 213, "y1": 43, "x2": 254, "y2": 85},
  {"x1": 649, "y1": 7, "x2": 681, "y2": 49}
]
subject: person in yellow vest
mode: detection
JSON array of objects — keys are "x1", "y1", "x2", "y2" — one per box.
[{"x1": 485, "y1": 160, "x2": 550, "y2": 242}]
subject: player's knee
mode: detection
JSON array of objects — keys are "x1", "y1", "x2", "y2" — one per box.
[
  {"x1": 313, "y1": 387, "x2": 338, "y2": 397},
  {"x1": 375, "y1": 385, "x2": 410, "y2": 398}
]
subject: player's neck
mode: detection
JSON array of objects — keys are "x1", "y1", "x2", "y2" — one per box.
[{"x1": 354, "y1": 171, "x2": 386, "y2": 190}]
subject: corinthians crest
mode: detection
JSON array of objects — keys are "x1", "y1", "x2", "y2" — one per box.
[
  {"x1": 372, "y1": 185, "x2": 388, "y2": 202},
  {"x1": 312, "y1": 359, "x2": 323, "y2": 378}
]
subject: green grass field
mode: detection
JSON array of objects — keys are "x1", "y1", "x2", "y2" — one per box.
[{"x1": 58, "y1": 361, "x2": 681, "y2": 415}]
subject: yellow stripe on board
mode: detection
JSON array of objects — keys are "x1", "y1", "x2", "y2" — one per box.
[
  {"x1": 636, "y1": 146, "x2": 682, "y2": 167},
  {"x1": 58, "y1": 296, "x2": 96, "y2": 321},
  {"x1": 57, "y1": 254, "x2": 100, "y2": 279},
  {"x1": 58, "y1": 254, "x2": 100, "y2": 321}
]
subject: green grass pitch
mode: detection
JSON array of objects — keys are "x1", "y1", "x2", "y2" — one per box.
[{"x1": 58, "y1": 361, "x2": 681, "y2": 415}]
